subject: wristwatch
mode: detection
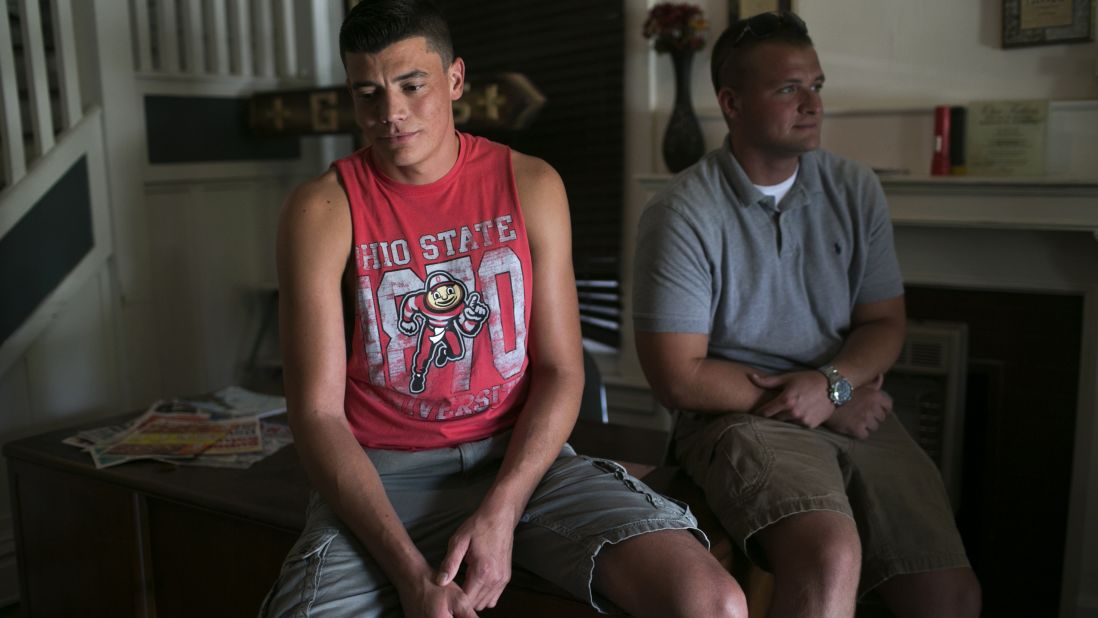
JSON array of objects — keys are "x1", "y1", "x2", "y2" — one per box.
[{"x1": 818, "y1": 364, "x2": 853, "y2": 407}]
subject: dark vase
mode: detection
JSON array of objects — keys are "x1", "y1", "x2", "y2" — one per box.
[{"x1": 661, "y1": 49, "x2": 705, "y2": 173}]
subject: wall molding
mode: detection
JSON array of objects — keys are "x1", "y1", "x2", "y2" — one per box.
[{"x1": 0, "y1": 108, "x2": 113, "y2": 376}]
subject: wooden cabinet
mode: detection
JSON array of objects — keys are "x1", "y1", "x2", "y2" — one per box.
[
  {"x1": 4, "y1": 417, "x2": 681, "y2": 617},
  {"x1": 4, "y1": 416, "x2": 310, "y2": 617}
]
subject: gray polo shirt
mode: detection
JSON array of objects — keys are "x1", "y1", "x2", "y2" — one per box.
[{"x1": 632, "y1": 140, "x2": 903, "y2": 374}]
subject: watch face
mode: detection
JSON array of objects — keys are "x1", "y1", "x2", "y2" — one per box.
[{"x1": 830, "y1": 379, "x2": 853, "y2": 405}]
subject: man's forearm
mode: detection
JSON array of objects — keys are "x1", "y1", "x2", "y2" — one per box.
[
  {"x1": 291, "y1": 411, "x2": 433, "y2": 584},
  {"x1": 656, "y1": 357, "x2": 774, "y2": 415},
  {"x1": 480, "y1": 365, "x2": 582, "y2": 522},
  {"x1": 827, "y1": 305, "x2": 906, "y2": 389}
]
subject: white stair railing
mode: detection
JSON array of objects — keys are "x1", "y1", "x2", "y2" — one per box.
[
  {"x1": 0, "y1": 0, "x2": 83, "y2": 190},
  {"x1": 0, "y1": 0, "x2": 113, "y2": 377},
  {"x1": 131, "y1": 0, "x2": 307, "y2": 79}
]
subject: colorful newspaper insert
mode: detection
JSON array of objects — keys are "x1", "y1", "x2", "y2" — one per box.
[
  {"x1": 102, "y1": 415, "x2": 231, "y2": 457},
  {"x1": 203, "y1": 417, "x2": 263, "y2": 455}
]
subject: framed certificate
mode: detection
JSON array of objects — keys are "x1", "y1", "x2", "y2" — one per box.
[
  {"x1": 729, "y1": 0, "x2": 794, "y2": 23},
  {"x1": 966, "y1": 100, "x2": 1049, "y2": 176},
  {"x1": 1002, "y1": 0, "x2": 1094, "y2": 47}
]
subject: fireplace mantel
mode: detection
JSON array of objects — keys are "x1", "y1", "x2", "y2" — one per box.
[
  {"x1": 881, "y1": 176, "x2": 1098, "y2": 237},
  {"x1": 635, "y1": 174, "x2": 1098, "y2": 237}
]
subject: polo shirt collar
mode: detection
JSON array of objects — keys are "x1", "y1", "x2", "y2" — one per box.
[{"x1": 718, "y1": 135, "x2": 824, "y2": 213}]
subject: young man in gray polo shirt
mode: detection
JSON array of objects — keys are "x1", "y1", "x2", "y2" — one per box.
[{"x1": 633, "y1": 11, "x2": 981, "y2": 617}]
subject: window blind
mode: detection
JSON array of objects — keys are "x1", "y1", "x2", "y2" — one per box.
[{"x1": 441, "y1": 0, "x2": 624, "y2": 348}]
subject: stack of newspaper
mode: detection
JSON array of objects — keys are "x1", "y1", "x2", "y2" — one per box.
[{"x1": 63, "y1": 386, "x2": 295, "y2": 469}]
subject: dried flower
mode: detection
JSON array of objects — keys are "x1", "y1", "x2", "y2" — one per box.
[{"x1": 643, "y1": 3, "x2": 708, "y2": 54}]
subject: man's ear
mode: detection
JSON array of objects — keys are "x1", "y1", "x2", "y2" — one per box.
[
  {"x1": 717, "y1": 86, "x2": 738, "y2": 121},
  {"x1": 448, "y1": 57, "x2": 465, "y2": 101}
]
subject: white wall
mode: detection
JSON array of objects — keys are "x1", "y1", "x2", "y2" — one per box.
[{"x1": 636, "y1": 0, "x2": 1098, "y2": 170}]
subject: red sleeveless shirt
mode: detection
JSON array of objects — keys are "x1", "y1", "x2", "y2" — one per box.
[{"x1": 334, "y1": 132, "x2": 533, "y2": 450}]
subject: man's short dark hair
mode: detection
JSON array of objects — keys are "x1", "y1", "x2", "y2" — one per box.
[
  {"x1": 339, "y1": 0, "x2": 454, "y2": 67},
  {"x1": 710, "y1": 11, "x2": 813, "y2": 92}
]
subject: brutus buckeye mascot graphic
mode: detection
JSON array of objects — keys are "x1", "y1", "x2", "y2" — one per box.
[{"x1": 399, "y1": 271, "x2": 490, "y2": 394}]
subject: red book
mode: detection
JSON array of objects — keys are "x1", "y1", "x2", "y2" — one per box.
[{"x1": 931, "y1": 105, "x2": 952, "y2": 176}]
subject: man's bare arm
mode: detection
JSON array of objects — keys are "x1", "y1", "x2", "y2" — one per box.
[
  {"x1": 826, "y1": 295, "x2": 906, "y2": 388},
  {"x1": 637, "y1": 295, "x2": 905, "y2": 428},
  {"x1": 277, "y1": 172, "x2": 474, "y2": 616},
  {"x1": 436, "y1": 152, "x2": 585, "y2": 611},
  {"x1": 636, "y1": 331, "x2": 772, "y2": 414}
]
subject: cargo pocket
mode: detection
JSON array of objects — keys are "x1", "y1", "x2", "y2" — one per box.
[
  {"x1": 259, "y1": 526, "x2": 341, "y2": 617},
  {"x1": 588, "y1": 457, "x2": 670, "y2": 509},
  {"x1": 703, "y1": 415, "x2": 773, "y2": 502}
]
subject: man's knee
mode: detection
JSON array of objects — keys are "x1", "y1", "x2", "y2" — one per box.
[
  {"x1": 594, "y1": 529, "x2": 747, "y2": 618},
  {"x1": 953, "y1": 570, "x2": 982, "y2": 617},
  {"x1": 651, "y1": 563, "x2": 747, "y2": 618},
  {"x1": 928, "y1": 568, "x2": 982, "y2": 618},
  {"x1": 691, "y1": 581, "x2": 748, "y2": 618},
  {"x1": 877, "y1": 567, "x2": 981, "y2": 618},
  {"x1": 758, "y1": 511, "x2": 862, "y2": 578}
]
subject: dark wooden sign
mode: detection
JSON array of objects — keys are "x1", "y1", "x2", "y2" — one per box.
[{"x1": 249, "y1": 73, "x2": 546, "y2": 136}]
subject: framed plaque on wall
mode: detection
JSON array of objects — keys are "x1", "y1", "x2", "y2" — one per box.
[
  {"x1": 1002, "y1": 0, "x2": 1094, "y2": 47},
  {"x1": 729, "y1": 0, "x2": 793, "y2": 23}
]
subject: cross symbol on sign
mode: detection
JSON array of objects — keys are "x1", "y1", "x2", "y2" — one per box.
[
  {"x1": 473, "y1": 84, "x2": 507, "y2": 121},
  {"x1": 267, "y1": 97, "x2": 292, "y2": 131}
]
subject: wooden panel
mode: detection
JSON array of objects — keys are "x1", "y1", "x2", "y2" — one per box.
[
  {"x1": 23, "y1": 270, "x2": 120, "y2": 416},
  {"x1": 0, "y1": 110, "x2": 112, "y2": 380},
  {"x1": 147, "y1": 497, "x2": 296, "y2": 617},
  {"x1": 144, "y1": 95, "x2": 300, "y2": 163},
  {"x1": 0, "y1": 158, "x2": 93, "y2": 346},
  {"x1": 147, "y1": 179, "x2": 282, "y2": 396},
  {"x1": 8, "y1": 460, "x2": 149, "y2": 616}
]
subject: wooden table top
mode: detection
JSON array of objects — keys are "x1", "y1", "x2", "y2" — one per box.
[{"x1": 2, "y1": 414, "x2": 671, "y2": 534}]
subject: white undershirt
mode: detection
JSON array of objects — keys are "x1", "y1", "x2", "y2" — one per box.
[{"x1": 754, "y1": 165, "x2": 799, "y2": 208}]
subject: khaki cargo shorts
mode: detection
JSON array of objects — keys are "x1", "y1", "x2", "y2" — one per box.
[{"x1": 674, "y1": 411, "x2": 970, "y2": 595}]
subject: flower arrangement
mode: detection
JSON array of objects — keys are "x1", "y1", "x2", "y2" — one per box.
[{"x1": 643, "y1": 3, "x2": 708, "y2": 54}]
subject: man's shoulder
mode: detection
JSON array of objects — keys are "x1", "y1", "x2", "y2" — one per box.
[
  {"x1": 508, "y1": 148, "x2": 566, "y2": 214},
  {"x1": 509, "y1": 149, "x2": 560, "y2": 184},
  {"x1": 649, "y1": 151, "x2": 730, "y2": 217},
  {"x1": 281, "y1": 168, "x2": 350, "y2": 231},
  {"x1": 290, "y1": 168, "x2": 347, "y2": 207},
  {"x1": 806, "y1": 148, "x2": 880, "y2": 188}
]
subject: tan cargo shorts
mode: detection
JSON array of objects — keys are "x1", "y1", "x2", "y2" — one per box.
[{"x1": 673, "y1": 411, "x2": 970, "y2": 595}]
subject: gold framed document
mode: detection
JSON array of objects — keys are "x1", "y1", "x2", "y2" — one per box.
[
  {"x1": 966, "y1": 100, "x2": 1049, "y2": 177},
  {"x1": 1002, "y1": 0, "x2": 1094, "y2": 47}
]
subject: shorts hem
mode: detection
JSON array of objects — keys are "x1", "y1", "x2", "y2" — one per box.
[
  {"x1": 554, "y1": 518, "x2": 709, "y2": 614},
  {"x1": 733, "y1": 495, "x2": 853, "y2": 567},
  {"x1": 859, "y1": 552, "x2": 972, "y2": 598}
]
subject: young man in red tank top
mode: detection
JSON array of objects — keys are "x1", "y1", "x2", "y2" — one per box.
[{"x1": 263, "y1": 1, "x2": 745, "y2": 617}]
